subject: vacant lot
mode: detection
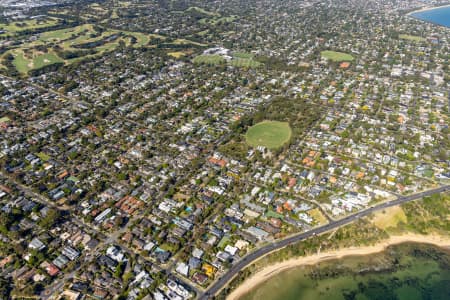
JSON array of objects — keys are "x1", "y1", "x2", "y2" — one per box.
[
  {"x1": 372, "y1": 206, "x2": 407, "y2": 230},
  {"x1": 307, "y1": 208, "x2": 328, "y2": 225},
  {"x1": 321, "y1": 50, "x2": 354, "y2": 62},
  {"x1": 245, "y1": 121, "x2": 292, "y2": 149}
]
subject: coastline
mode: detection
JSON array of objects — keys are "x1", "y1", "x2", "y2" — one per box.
[
  {"x1": 226, "y1": 233, "x2": 450, "y2": 300},
  {"x1": 406, "y1": 4, "x2": 450, "y2": 16}
]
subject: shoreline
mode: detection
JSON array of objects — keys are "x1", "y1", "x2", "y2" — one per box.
[
  {"x1": 407, "y1": 4, "x2": 450, "y2": 16},
  {"x1": 226, "y1": 233, "x2": 450, "y2": 300}
]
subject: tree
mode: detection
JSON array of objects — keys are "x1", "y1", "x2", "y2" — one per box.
[
  {"x1": 39, "y1": 208, "x2": 61, "y2": 229},
  {"x1": 0, "y1": 277, "x2": 12, "y2": 298},
  {"x1": 114, "y1": 262, "x2": 125, "y2": 279}
]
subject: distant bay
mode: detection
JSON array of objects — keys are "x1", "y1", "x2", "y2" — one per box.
[{"x1": 410, "y1": 6, "x2": 450, "y2": 28}]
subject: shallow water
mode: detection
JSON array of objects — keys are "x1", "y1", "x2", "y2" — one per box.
[{"x1": 239, "y1": 243, "x2": 450, "y2": 300}]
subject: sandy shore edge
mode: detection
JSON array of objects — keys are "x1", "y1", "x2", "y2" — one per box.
[
  {"x1": 407, "y1": 4, "x2": 450, "y2": 15},
  {"x1": 227, "y1": 234, "x2": 450, "y2": 300}
]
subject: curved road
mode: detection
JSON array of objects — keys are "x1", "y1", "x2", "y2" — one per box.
[{"x1": 199, "y1": 185, "x2": 450, "y2": 299}]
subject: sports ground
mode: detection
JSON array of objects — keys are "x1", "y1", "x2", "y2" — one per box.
[
  {"x1": 321, "y1": 50, "x2": 354, "y2": 62},
  {"x1": 245, "y1": 121, "x2": 292, "y2": 149}
]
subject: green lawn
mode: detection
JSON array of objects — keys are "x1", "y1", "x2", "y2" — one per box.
[
  {"x1": 0, "y1": 17, "x2": 61, "y2": 36},
  {"x1": 218, "y1": 236, "x2": 230, "y2": 248},
  {"x1": 399, "y1": 34, "x2": 426, "y2": 42},
  {"x1": 168, "y1": 51, "x2": 187, "y2": 58},
  {"x1": 122, "y1": 31, "x2": 161, "y2": 47},
  {"x1": 266, "y1": 210, "x2": 284, "y2": 220},
  {"x1": 186, "y1": 6, "x2": 219, "y2": 17},
  {"x1": 39, "y1": 24, "x2": 93, "y2": 42},
  {"x1": 4, "y1": 24, "x2": 160, "y2": 74},
  {"x1": 33, "y1": 53, "x2": 63, "y2": 69},
  {"x1": 233, "y1": 52, "x2": 254, "y2": 59},
  {"x1": 12, "y1": 52, "x2": 30, "y2": 73},
  {"x1": 230, "y1": 57, "x2": 262, "y2": 68},
  {"x1": 193, "y1": 54, "x2": 226, "y2": 65},
  {"x1": 37, "y1": 152, "x2": 51, "y2": 162},
  {"x1": 173, "y1": 38, "x2": 207, "y2": 47},
  {"x1": 129, "y1": 32, "x2": 150, "y2": 47},
  {"x1": 13, "y1": 50, "x2": 63, "y2": 73},
  {"x1": 193, "y1": 52, "x2": 261, "y2": 68},
  {"x1": 321, "y1": 50, "x2": 354, "y2": 62},
  {"x1": 231, "y1": 52, "x2": 262, "y2": 68},
  {"x1": 245, "y1": 121, "x2": 292, "y2": 149}
]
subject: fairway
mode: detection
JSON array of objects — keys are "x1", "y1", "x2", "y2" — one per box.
[
  {"x1": 12, "y1": 50, "x2": 64, "y2": 73},
  {"x1": 168, "y1": 51, "x2": 186, "y2": 58},
  {"x1": 321, "y1": 50, "x2": 354, "y2": 62},
  {"x1": 245, "y1": 121, "x2": 292, "y2": 149},
  {"x1": 0, "y1": 24, "x2": 173, "y2": 74},
  {"x1": 0, "y1": 17, "x2": 61, "y2": 36}
]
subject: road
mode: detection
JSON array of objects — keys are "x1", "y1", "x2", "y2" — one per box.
[{"x1": 199, "y1": 185, "x2": 450, "y2": 299}]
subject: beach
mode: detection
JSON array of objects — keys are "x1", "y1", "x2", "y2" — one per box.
[
  {"x1": 227, "y1": 234, "x2": 450, "y2": 300},
  {"x1": 407, "y1": 4, "x2": 450, "y2": 15}
]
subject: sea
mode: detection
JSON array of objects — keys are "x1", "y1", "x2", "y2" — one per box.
[
  {"x1": 410, "y1": 6, "x2": 450, "y2": 28},
  {"x1": 239, "y1": 243, "x2": 450, "y2": 300}
]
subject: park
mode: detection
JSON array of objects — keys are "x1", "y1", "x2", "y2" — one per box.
[
  {"x1": 321, "y1": 50, "x2": 354, "y2": 62},
  {"x1": 245, "y1": 121, "x2": 292, "y2": 149}
]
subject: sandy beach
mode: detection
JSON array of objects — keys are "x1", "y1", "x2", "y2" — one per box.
[
  {"x1": 407, "y1": 4, "x2": 450, "y2": 15},
  {"x1": 227, "y1": 234, "x2": 450, "y2": 300}
]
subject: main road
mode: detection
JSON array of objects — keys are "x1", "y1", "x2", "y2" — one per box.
[{"x1": 199, "y1": 185, "x2": 450, "y2": 299}]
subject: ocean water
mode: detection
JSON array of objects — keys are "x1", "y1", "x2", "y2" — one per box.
[
  {"x1": 410, "y1": 6, "x2": 450, "y2": 27},
  {"x1": 239, "y1": 243, "x2": 450, "y2": 300}
]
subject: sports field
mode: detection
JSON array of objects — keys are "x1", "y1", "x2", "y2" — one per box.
[
  {"x1": 230, "y1": 52, "x2": 262, "y2": 68},
  {"x1": 245, "y1": 121, "x2": 292, "y2": 149},
  {"x1": 399, "y1": 34, "x2": 425, "y2": 42},
  {"x1": 192, "y1": 51, "x2": 262, "y2": 68},
  {"x1": 230, "y1": 57, "x2": 262, "y2": 68},
  {"x1": 321, "y1": 50, "x2": 354, "y2": 62},
  {"x1": 192, "y1": 54, "x2": 226, "y2": 65},
  {"x1": 233, "y1": 52, "x2": 254, "y2": 59},
  {"x1": 230, "y1": 52, "x2": 261, "y2": 68}
]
